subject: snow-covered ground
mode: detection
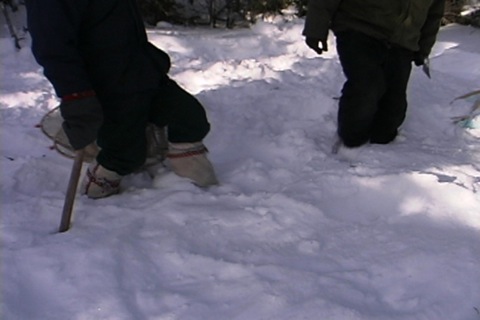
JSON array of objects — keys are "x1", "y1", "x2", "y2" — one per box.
[{"x1": 1, "y1": 16, "x2": 479, "y2": 320}]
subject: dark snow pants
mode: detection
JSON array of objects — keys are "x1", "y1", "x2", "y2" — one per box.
[
  {"x1": 335, "y1": 30, "x2": 414, "y2": 147},
  {"x1": 96, "y1": 78, "x2": 210, "y2": 175}
]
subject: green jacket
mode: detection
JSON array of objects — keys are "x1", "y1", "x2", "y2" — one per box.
[{"x1": 303, "y1": 0, "x2": 445, "y2": 57}]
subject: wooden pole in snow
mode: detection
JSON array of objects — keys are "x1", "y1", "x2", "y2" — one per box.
[{"x1": 59, "y1": 149, "x2": 85, "y2": 232}]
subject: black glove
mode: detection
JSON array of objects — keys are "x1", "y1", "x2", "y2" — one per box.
[
  {"x1": 413, "y1": 52, "x2": 425, "y2": 66},
  {"x1": 60, "y1": 95, "x2": 103, "y2": 150},
  {"x1": 306, "y1": 37, "x2": 328, "y2": 55}
]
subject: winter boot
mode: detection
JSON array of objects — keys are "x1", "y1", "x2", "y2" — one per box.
[
  {"x1": 82, "y1": 161, "x2": 122, "y2": 199},
  {"x1": 167, "y1": 142, "x2": 219, "y2": 187},
  {"x1": 145, "y1": 124, "x2": 168, "y2": 166}
]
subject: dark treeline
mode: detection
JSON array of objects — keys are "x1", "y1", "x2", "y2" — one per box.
[
  {"x1": 137, "y1": 0, "x2": 307, "y2": 27},
  {"x1": 137, "y1": 0, "x2": 479, "y2": 28}
]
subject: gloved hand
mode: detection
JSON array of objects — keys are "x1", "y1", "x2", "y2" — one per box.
[
  {"x1": 305, "y1": 37, "x2": 328, "y2": 55},
  {"x1": 60, "y1": 95, "x2": 103, "y2": 150},
  {"x1": 413, "y1": 52, "x2": 425, "y2": 66}
]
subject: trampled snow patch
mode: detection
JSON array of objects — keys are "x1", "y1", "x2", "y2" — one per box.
[{"x1": 1, "y1": 19, "x2": 480, "y2": 320}]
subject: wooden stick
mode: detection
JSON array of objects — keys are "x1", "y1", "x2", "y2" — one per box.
[{"x1": 59, "y1": 149, "x2": 85, "y2": 233}]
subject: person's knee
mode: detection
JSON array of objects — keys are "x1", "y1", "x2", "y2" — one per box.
[{"x1": 170, "y1": 98, "x2": 211, "y2": 142}]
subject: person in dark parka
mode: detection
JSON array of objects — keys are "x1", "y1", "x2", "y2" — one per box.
[
  {"x1": 25, "y1": 0, "x2": 218, "y2": 198},
  {"x1": 303, "y1": 0, "x2": 446, "y2": 148}
]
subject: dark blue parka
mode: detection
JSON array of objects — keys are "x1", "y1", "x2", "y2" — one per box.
[{"x1": 25, "y1": 0, "x2": 170, "y2": 98}]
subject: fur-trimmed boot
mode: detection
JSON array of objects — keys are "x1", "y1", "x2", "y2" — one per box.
[
  {"x1": 167, "y1": 142, "x2": 218, "y2": 187},
  {"x1": 82, "y1": 161, "x2": 122, "y2": 199}
]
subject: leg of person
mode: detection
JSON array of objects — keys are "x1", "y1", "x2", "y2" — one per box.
[
  {"x1": 82, "y1": 91, "x2": 154, "y2": 198},
  {"x1": 149, "y1": 79, "x2": 218, "y2": 187},
  {"x1": 336, "y1": 31, "x2": 388, "y2": 147},
  {"x1": 370, "y1": 47, "x2": 413, "y2": 144}
]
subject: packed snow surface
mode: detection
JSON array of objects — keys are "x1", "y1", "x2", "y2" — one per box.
[{"x1": 1, "y1": 17, "x2": 480, "y2": 320}]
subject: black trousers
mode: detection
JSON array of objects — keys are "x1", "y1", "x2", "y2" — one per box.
[
  {"x1": 96, "y1": 78, "x2": 210, "y2": 175},
  {"x1": 335, "y1": 30, "x2": 413, "y2": 147}
]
